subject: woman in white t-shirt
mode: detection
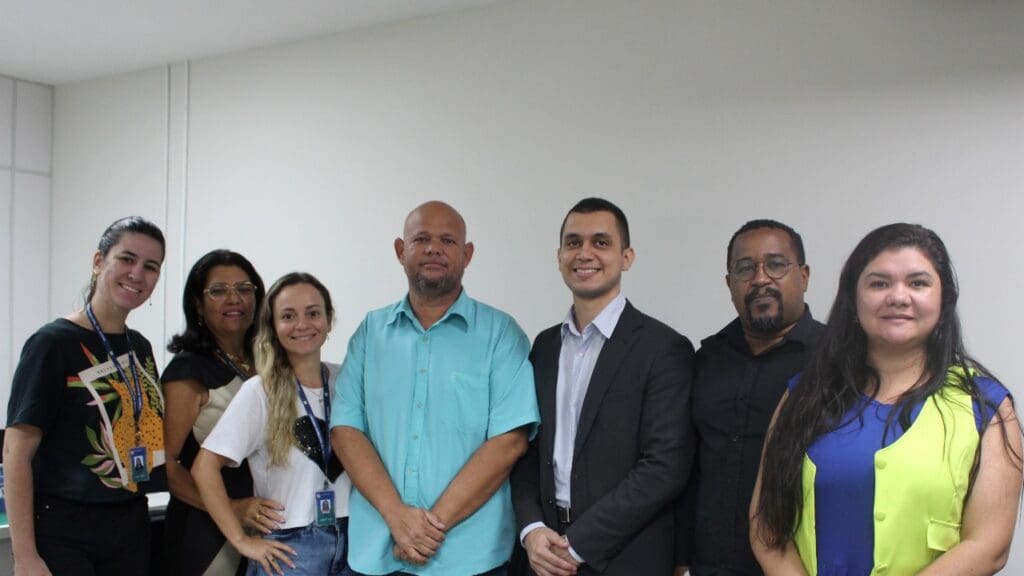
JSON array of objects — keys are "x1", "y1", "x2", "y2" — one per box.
[{"x1": 194, "y1": 272, "x2": 351, "y2": 576}]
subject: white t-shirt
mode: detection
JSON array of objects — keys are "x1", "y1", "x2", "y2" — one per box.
[{"x1": 203, "y1": 364, "x2": 351, "y2": 529}]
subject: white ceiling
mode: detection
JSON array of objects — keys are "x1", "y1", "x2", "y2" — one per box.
[{"x1": 0, "y1": 0, "x2": 503, "y2": 85}]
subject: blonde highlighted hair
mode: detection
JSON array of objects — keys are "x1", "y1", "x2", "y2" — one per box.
[{"x1": 253, "y1": 272, "x2": 335, "y2": 466}]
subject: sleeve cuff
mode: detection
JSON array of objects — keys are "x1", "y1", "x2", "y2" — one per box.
[
  {"x1": 329, "y1": 412, "x2": 366, "y2": 432},
  {"x1": 519, "y1": 522, "x2": 546, "y2": 546},
  {"x1": 566, "y1": 539, "x2": 585, "y2": 564}
]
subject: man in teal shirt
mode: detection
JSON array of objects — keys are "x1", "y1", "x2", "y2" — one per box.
[{"x1": 331, "y1": 201, "x2": 540, "y2": 576}]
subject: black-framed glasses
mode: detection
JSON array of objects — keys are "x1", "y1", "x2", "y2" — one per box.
[
  {"x1": 203, "y1": 282, "x2": 257, "y2": 300},
  {"x1": 729, "y1": 257, "x2": 794, "y2": 282}
]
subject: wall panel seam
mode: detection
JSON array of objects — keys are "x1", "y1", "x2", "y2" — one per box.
[
  {"x1": 47, "y1": 82, "x2": 53, "y2": 320},
  {"x1": 7, "y1": 80, "x2": 18, "y2": 382},
  {"x1": 163, "y1": 64, "x2": 171, "y2": 351},
  {"x1": 180, "y1": 61, "x2": 190, "y2": 290},
  {"x1": 9, "y1": 168, "x2": 51, "y2": 177}
]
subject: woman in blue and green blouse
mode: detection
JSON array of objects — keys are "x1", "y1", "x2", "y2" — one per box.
[{"x1": 751, "y1": 223, "x2": 1021, "y2": 576}]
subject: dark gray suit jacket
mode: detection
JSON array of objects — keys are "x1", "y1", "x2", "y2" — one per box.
[{"x1": 512, "y1": 301, "x2": 695, "y2": 575}]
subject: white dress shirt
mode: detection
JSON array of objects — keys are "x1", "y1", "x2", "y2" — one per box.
[
  {"x1": 553, "y1": 292, "x2": 626, "y2": 506},
  {"x1": 520, "y1": 293, "x2": 627, "y2": 563}
]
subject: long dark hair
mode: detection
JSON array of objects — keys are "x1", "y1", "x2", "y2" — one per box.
[
  {"x1": 86, "y1": 216, "x2": 166, "y2": 302},
  {"x1": 755, "y1": 222, "x2": 1012, "y2": 548},
  {"x1": 167, "y1": 250, "x2": 265, "y2": 356}
]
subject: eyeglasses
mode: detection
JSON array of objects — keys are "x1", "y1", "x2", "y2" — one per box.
[
  {"x1": 729, "y1": 257, "x2": 794, "y2": 282},
  {"x1": 204, "y1": 282, "x2": 257, "y2": 300}
]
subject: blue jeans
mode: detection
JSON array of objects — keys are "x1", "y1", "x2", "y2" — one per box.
[
  {"x1": 248, "y1": 518, "x2": 348, "y2": 576},
  {"x1": 343, "y1": 564, "x2": 507, "y2": 576}
]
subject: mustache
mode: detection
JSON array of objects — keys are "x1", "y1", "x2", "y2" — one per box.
[{"x1": 745, "y1": 287, "x2": 782, "y2": 306}]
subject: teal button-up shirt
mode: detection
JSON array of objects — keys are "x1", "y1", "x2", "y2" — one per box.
[{"x1": 331, "y1": 290, "x2": 539, "y2": 575}]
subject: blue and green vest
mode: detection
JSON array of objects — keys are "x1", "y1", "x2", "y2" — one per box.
[{"x1": 794, "y1": 380, "x2": 979, "y2": 575}]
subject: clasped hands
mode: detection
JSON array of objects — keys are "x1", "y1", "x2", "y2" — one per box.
[
  {"x1": 524, "y1": 526, "x2": 580, "y2": 576},
  {"x1": 387, "y1": 505, "x2": 447, "y2": 565}
]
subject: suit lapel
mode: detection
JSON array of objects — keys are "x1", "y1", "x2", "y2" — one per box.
[
  {"x1": 572, "y1": 302, "x2": 643, "y2": 459},
  {"x1": 535, "y1": 328, "x2": 562, "y2": 458}
]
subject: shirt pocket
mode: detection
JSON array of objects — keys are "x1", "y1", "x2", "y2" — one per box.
[
  {"x1": 926, "y1": 518, "x2": 961, "y2": 552},
  {"x1": 442, "y1": 372, "x2": 489, "y2": 436}
]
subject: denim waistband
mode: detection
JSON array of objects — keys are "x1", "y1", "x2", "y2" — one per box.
[{"x1": 272, "y1": 516, "x2": 349, "y2": 536}]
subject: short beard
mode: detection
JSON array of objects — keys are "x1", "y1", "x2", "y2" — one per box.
[
  {"x1": 412, "y1": 273, "x2": 459, "y2": 298},
  {"x1": 747, "y1": 310, "x2": 783, "y2": 334},
  {"x1": 745, "y1": 287, "x2": 784, "y2": 335}
]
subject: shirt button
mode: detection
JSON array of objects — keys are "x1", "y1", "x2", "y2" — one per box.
[
  {"x1": 875, "y1": 564, "x2": 889, "y2": 574},
  {"x1": 876, "y1": 459, "x2": 887, "y2": 470},
  {"x1": 875, "y1": 511, "x2": 886, "y2": 521},
  {"x1": 416, "y1": 402, "x2": 423, "y2": 408},
  {"x1": 731, "y1": 434, "x2": 741, "y2": 443},
  {"x1": 412, "y1": 434, "x2": 419, "y2": 440},
  {"x1": 419, "y1": 368, "x2": 426, "y2": 374},
  {"x1": 422, "y1": 336, "x2": 428, "y2": 342}
]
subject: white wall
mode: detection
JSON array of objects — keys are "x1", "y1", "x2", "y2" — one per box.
[
  {"x1": 35, "y1": 0, "x2": 1024, "y2": 566},
  {"x1": 0, "y1": 75, "x2": 52, "y2": 423},
  {"x1": 50, "y1": 67, "x2": 175, "y2": 368}
]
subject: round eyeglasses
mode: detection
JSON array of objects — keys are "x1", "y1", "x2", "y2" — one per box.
[{"x1": 729, "y1": 257, "x2": 794, "y2": 282}]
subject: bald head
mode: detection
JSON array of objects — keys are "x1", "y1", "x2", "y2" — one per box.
[
  {"x1": 403, "y1": 201, "x2": 467, "y2": 243},
  {"x1": 395, "y1": 201, "x2": 474, "y2": 299}
]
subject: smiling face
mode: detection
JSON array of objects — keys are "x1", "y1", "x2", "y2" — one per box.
[
  {"x1": 856, "y1": 247, "x2": 942, "y2": 355},
  {"x1": 91, "y1": 232, "x2": 164, "y2": 314},
  {"x1": 557, "y1": 210, "x2": 634, "y2": 307},
  {"x1": 395, "y1": 202, "x2": 474, "y2": 299},
  {"x1": 727, "y1": 227, "x2": 809, "y2": 337},
  {"x1": 272, "y1": 282, "x2": 331, "y2": 362},
  {"x1": 197, "y1": 265, "x2": 257, "y2": 350}
]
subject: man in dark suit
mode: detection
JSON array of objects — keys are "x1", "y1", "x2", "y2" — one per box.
[{"x1": 512, "y1": 197, "x2": 695, "y2": 576}]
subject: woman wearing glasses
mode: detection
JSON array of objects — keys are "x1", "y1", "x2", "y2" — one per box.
[
  {"x1": 5, "y1": 217, "x2": 166, "y2": 574},
  {"x1": 751, "y1": 224, "x2": 1022, "y2": 575},
  {"x1": 194, "y1": 272, "x2": 350, "y2": 576},
  {"x1": 162, "y1": 249, "x2": 274, "y2": 575}
]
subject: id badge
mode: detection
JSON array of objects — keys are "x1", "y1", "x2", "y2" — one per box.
[
  {"x1": 315, "y1": 490, "x2": 335, "y2": 526},
  {"x1": 129, "y1": 446, "x2": 149, "y2": 483}
]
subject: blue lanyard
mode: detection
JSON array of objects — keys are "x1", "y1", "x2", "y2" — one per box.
[
  {"x1": 84, "y1": 303, "x2": 144, "y2": 439},
  {"x1": 295, "y1": 364, "x2": 332, "y2": 475},
  {"x1": 214, "y1": 349, "x2": 250, "y2": 381}
]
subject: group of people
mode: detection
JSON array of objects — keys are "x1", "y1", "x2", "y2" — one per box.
[{"x1": 3, "y1": 197, "x2": 1021, "y2": 576}]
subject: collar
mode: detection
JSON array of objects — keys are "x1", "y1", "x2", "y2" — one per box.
[
  {"x1": 708, "y1": 304, "x2": 818, "y2": 355},
  {"x1": 386, "y1": 288, "x2": 473, "y2": 331},
  {"x1": 562, "y1": 292, "x2": 627, "y2": 340}
]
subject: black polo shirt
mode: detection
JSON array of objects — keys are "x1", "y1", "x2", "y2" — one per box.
[{"x1": 676, "y1": 307, "x2": 823, "y2": 575}]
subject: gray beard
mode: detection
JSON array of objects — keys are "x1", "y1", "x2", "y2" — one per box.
[{"x1": 412, "y1": 273, "x2": 458, "y2": 298}]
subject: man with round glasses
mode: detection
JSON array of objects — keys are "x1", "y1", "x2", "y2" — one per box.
[{"x1": 674, "y1": 220, "x2": 823, "y2": 576}]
